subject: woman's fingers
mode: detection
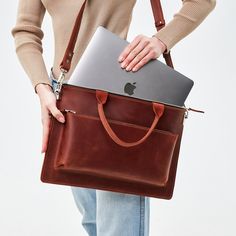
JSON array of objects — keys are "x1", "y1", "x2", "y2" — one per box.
[
  {"x1": 121, "y1": 41, "x2": 150, "y2": 71},
  {"x1": 38, "y1": 86, "x2": 65, "y2": 153},
  {"x1": 118, "y1": 34, "x2": 142, "y2": 63},
  {"x1": 41, "y1": 105, "x2": 65, "y2": 153},
  {"x1": 41, "y1": 111, "x2": 51, "y2": 153},
  {"x1": 40, "y1": 89, "x2": 65, "y2": 123},
  {"x1": 118, "y1": 34, "x2": 167, "y2": 72},
  {"x1": 123, "y1": 46, "x2": 151, "y2": 72},
  {"x1": 130, "y1": 51, "x2": 156, "y2": 72},
  {"x1": 48, "y1": 102, "x2": 65, "y2": 123}
]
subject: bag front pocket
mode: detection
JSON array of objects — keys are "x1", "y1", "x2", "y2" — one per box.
[{"x1": 54, "y1": 111, "x2": 178, "y2": 187}]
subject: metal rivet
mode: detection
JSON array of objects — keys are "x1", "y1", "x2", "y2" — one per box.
[
  {"x1": 66, "y1": 59, "x2": 70, "y2": 64},
  {"x1": 69, "y1": 52, "x2": 72, "y2": 57}
]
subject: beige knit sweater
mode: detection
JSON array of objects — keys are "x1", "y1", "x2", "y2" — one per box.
[{"x1": 11, "y1": 0, "x2": 216, "y2": 93}]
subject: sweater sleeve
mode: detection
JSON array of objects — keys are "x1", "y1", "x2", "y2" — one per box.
[
  {"x1": 11, "y1": 0, "x2": 52, "y2": 94},
  {"x1": 153, "y1": 0, "x2": 216, "y2": 53}
]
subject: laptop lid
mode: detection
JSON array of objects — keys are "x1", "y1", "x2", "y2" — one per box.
[{"x1": 68, "y1": 26, "x2": 194, "y2": 107}]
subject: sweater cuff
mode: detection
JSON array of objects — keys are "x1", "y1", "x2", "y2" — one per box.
[
  {"x1": 152, "y1": 31, "x2": 172, "y2": 54},
  {"x1": 15, "y1": 47, "x2": 52, "y2": 94}
]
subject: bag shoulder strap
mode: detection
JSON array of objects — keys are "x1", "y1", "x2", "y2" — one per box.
[
  {"x1": 60, "y1": 0, "x2": 173, "y2": 72},
  {"x1": 150, "y1": 0, "x2": 173, "y2": 68}
]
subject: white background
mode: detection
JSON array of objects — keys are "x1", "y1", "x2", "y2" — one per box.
[{"x1": 1, "y1": 1, "x2": 235, "y2": 236}]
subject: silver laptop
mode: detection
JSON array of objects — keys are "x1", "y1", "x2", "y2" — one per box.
[{"x1": 68, "y1": 26, "x2": 194, "y2": 107}]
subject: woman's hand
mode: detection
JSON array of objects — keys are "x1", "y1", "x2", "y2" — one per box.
[
  {"x1": 36, "y1": 84, "x2": 65, "y2": 154},
  {"x1": 118, "y1": 34, "x2": 167, "y2": 71}
]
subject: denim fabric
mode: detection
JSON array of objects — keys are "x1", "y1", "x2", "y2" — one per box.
[
  {"x1": 71, "y1": 188, "x2": 150, "y2": 236},
  {"x1": 49, "y1": 67, "x2": 150, "y2": 236},
  {"x1": 49, "y1": 67, "x2": 62, "y2": 91}
]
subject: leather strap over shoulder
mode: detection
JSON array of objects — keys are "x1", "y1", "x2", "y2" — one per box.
[
  {"x1": 60, "y1": 0, "x2": 87, "y2": 72},
  {"x1": 150, "y1": 0, "x2": 165, "y2": 30},
  {"x1": 60, "y1": 0, "x2": 173, "y2": 72},
  {"x1": 150, "y1": 0, "x2": 174, "y2": 68}
]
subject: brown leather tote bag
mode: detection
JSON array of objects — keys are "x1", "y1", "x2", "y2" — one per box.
[{"x1": 40, "y1": 0, "x2": 200, "y2": 199}]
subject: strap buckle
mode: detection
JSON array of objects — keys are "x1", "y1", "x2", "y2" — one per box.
[{"x1": 54, "y1": 68, "x2": 68, "y2": 100}]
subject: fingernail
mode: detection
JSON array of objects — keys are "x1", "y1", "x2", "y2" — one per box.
[
  {"x1": 118, "y1": 56, "x2": 124, "y2": 62},
  {"x1": 132, "y1": 67, "x2": 137, "y2": 72},
  {"x1": 59, "y1": 117, "x2": 65, "y2": 123},
  {"x1": 121, "y1": 62, "x2": 126, "y2": 68},
  {"x1": 126, "y1": 66, "x2": 131, "y2": 71}
]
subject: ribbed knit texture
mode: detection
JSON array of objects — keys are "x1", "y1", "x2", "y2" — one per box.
[{"x1": 11, "y1": 0, "x2": 216, "y2": 93}]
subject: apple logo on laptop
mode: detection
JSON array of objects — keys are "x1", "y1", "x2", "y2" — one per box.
[{"x1": 124, "y1": 82, "x2": 136, "y2": 96}]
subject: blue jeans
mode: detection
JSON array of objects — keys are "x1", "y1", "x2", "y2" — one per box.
[{"x1": 49, "y1": 67, "x2": 150, "y2": 236}]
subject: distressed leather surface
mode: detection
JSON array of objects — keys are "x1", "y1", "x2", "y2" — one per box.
[
  {"x1": 41, "y1": 0, "x2": 183, "y2": 200},
  {"x1": 41, "y1": 85, "x2": 185, "y2": 199}
]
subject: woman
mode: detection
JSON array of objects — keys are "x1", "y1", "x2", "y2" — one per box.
[{"x1": 11, "y1": 0, "x2": 216, "y2": 235}]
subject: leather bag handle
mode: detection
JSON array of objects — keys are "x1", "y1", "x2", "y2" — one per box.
[
  {"x1": 60, "y1": 0, "x2": 173, "y2": 72},
  {"x1": 96, "y1": 90, "x2": 164, "y2": 147}
]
